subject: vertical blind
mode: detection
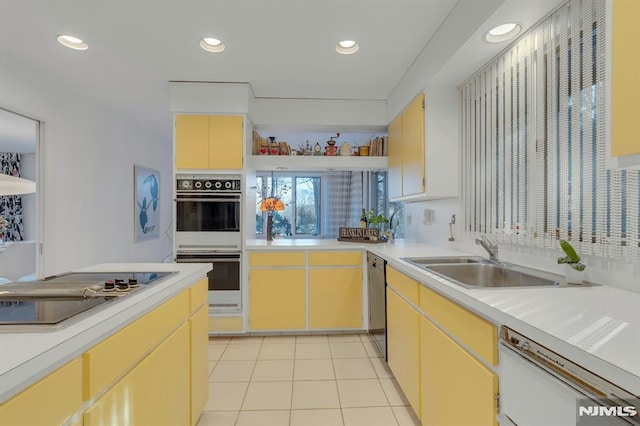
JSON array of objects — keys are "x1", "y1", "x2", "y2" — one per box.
[{"x1": 460, "y1": 0, "x2": 639, "y2": 261}]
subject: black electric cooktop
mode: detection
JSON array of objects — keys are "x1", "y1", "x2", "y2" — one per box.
[{"x1": 0, "y1": 271, "x2": 173, "y2": 328}]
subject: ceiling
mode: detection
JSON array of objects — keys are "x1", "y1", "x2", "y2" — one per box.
[{"x1": 0, "y1": 0, "x2": 565, "y2": 144}]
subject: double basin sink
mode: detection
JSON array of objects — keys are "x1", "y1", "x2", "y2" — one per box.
[{"x1": 400, "y1": 256, "x2": 563, "y2": 289}]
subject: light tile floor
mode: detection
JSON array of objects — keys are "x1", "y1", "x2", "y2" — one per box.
[{"x1": 197, "y1": 334, "x2": 421, "y2": 426}]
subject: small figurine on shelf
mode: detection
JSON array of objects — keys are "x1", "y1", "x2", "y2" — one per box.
[
  {"x1": 304, "y1": 140, "x2": 312, "y2": 156},
  {"x1": 259, "y1": 139, "x2": 269, "y2": 155},
  {"x1": 325, "y1": 132, "x2": 339, "y2": 156},
  {"x1": 279, "y1": 142, "x2": 290, "y2": 155},
  {"x1": 268, "y1": 136, "x2": 279, "y2": 155},
  {"x1": 313, "y1": 142, "x2": 322, "y2": 156}
]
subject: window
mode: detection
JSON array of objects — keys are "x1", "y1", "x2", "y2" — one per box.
[
  {"x1": 368, "y1": 171, "x2": 403, "y2": 238},
  {"x1": 256, "y1": 173, "x2": 322, "y2": 237},
  {"x1": 460, "y1": 0, "x2": 640, "y2": 261}
]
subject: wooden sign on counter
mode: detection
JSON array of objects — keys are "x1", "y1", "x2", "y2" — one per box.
[{"x1": 337, "y1": 227, "x2": 386, "y2": 243}]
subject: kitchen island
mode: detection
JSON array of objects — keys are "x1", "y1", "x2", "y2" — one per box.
[
  {"x1": 246, "y1": 239, "x2": 640, "y2": 397},
  {"x1": 0, "y1": 262, "x2": 211, "y2": 425}
]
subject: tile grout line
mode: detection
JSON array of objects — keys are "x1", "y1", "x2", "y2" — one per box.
[{"x1": 234, "y1": 337, "x2": 263, "y2": 426}]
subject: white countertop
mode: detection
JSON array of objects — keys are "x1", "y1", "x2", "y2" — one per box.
[
  {"x1": 0, "y1": 262, "x2": 211, "y2": 404},
  {"x1": 247, "y1": 239, "x2": 640, "y2": 395}
]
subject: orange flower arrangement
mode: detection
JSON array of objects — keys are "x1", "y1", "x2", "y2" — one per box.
[
  {"x1": 260, "y1": 197, "x2": 285, "y2": 241},
  {"x1": 259, "y1": 197, "x2": 285, "y2": 214}
]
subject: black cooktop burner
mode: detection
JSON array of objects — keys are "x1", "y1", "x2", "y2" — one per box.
[{"x1": 0, "y1": 271, "x2": 173, "y2": 328}]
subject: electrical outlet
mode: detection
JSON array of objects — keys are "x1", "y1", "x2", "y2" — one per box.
[
  {"x1": 422, "y1": 209, "x2": 435, "y2": 225},
  {"x1": 406, "y1": 214, "x2": 412, "y2": 225}
]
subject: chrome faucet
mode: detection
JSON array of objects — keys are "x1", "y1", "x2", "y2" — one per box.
[{"x1": 475, "y1": 236, "x2": 499, "y2": 261}]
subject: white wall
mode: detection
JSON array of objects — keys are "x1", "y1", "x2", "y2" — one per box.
[{"x1": 1, "y1": 50, "x2": 173, "y2": 276}]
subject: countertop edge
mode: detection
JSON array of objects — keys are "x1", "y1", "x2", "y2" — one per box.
[{"x1": 0, "y1": 262, "x2": 211, "y2": 404}]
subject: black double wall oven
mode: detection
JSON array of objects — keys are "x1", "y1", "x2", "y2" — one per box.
[{"x1": 175, "y1": 174, "x2": 242, "y2": 312}]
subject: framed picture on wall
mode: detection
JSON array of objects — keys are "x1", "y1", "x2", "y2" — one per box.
[{"x1": 134, "y1": 165, "x2": 160, "y2": 242}]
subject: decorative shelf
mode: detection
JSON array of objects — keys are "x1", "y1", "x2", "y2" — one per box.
[{"x1": 249, "y1": 155, "x2": 388, "y2": 171}]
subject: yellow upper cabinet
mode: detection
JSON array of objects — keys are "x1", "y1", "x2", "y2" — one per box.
[
  {"x1": 402, "y1": 93, "x2": 426, "y2": 197},
  {"x1": 608, "y1": 0, "x2": 640, "y2": 167},
  {"x1": 387, "y1": 89, "x2": 458, "y2": 200},
  {"x1": 209, "y1": 115, "x2": 243, "y2": 169},
  {"x1": 387, "y1": 93, "x2": 424, "y2": 200},
  {"x1": 175, "y1": 114, "x2": 243, "y2": 170},
  {"x1": 387, "y1": 112, "x2": 403, "y2": 200}
]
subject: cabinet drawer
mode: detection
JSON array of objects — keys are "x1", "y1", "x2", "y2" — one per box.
[
  {"x1": 189, "y1": 278, "x2": 208, "y2": 314},
  {"x1": 308, "y1": 251, "x2": 362, "y2": 266},
  {"x1": 386, "y1": 265, "x2": 420, "y2": 305},
  {"x1": 83, "y1": 290, "x2": 190, "y2": 399},
  {"x1": 249, "y1": 252, "x2": 305, "y2": 267},
  {"x1": 419, "y1": 286, "x2": 497, "y2": 366}
]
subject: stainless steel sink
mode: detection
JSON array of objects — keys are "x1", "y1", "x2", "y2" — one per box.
[
  {"x1": 425, "y1": 263, "x2": 559, "y2": 289},
  {"x1": 401, "y1": 256, "x2": 484, "y2": 266}
]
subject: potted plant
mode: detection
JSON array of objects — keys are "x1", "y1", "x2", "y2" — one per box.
[{"x1": 557, "y1": 239, "x2": 586, "y2": 284}]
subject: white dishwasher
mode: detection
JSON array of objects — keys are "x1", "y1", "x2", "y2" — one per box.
[{"x1": 499, "y1": 327, "x2": 639, "y2": 426}]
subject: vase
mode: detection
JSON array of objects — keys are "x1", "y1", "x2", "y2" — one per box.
[
  {"x1": 565, "y1": 265, "x2": 585, "y2": 284},
  {"x1": 266, "y1": 214, "x2": 274, "y2": 241}
]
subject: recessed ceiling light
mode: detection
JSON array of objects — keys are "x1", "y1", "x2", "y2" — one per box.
[
  {"x1": 336, "y1": 40, "x2": 359, "y2": 55},
  {"x1": 200, "y1": 37, "x2": 225, "y2": 53},
  {"x1": 57, "y1": 34, "x2": 88, "y2": 50},
  {"x1": 484, "y1": 23, "x2": 522, "y2": 43}
]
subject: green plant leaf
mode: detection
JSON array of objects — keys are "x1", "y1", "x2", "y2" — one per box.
[
  {"x1": 557, "y1": 256, "x2": 569, "y2": 264},
  {"x1": 559, "y1": 239, "x2": 580, "y2": 263},
  {"x1": 571, "y1": 262, "x2": 586, "y2": 271}
]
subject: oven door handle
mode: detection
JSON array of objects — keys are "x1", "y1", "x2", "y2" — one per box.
[
  {"x1": 177, "y1": 258, "x2": 241, "y2": 263},
  {"x1": 175, "y1": 198, "x2": 241, "y2": 202}
]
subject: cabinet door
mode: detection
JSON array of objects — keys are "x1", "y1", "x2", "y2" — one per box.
[
  {"x1": 420, "y1": 316, "x2": 497, "y2": 426},
  {"x1": 402, "y1": 93, "x2": 425, "y2": 196},
  {"x1": 190, "y1": 306, "x2": 209, "y2": 425},
  {"x1": 249, "y1": 269, "x2": 306, "y2": 330},
  {"x1": 0, "y1": 358, "x2": 82, "y2": 426},
  {"x1": 611, "y1": 0, "x2": 640, "y2": 158},
  {"x1": 209, "y1": 115, "x2": 243, "y2": 169},
  {"x1": 309, "y1": 267, "x2": 363, "y2": 329},
  {"x1": 84, "y1": 323, "x2": 191, "y2": 426},
  {"x1": 386, "y1": 288, "x2": 421, "y2": 415},
  {"x1": 175, "y1": 115, "x2": 210, "y2": 169},
  {"x1": 387, "y1": 113, "x2": 403, "y2": 200}
]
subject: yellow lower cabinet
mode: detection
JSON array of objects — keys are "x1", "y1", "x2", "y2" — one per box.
[
  {"x1": 249, "y1": 268, "x2": 306, "y2": 330},
  {"x1": 386, "y1": 287, "x2": 421, "y2": 416},
  {"x1": 420, "y1": 316, "x2": 498, "y2": 426},
  {"x1": 83, "y1": 323, "x2": 191, "y2": 426},
  {"x1": 190, "y1": 306, "x2": 209, "y2": 425},
  {"x1": 0, "y1": 358, "x2": 82, "y2": 426},
  {"x1": 83, "y1": 290, "x2": 189, "y2": 400},
  {"x1": 309, "y1": 267, "x2": 363, "y2": 329}
]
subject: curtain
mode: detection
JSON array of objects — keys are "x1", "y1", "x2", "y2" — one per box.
[
  {"x1": 322, "y1": 172, "x2": 363, "y2": 239},
  {"x1": 0, "y1": 153, "x2": 25, "y2": 241},
  {"x1": 460, "y1": 0, "x2": 640, "y2": 262}
]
